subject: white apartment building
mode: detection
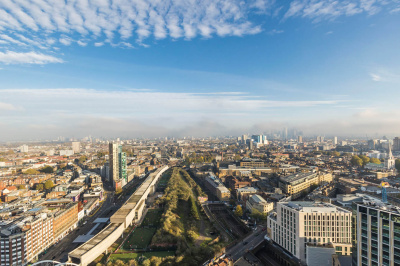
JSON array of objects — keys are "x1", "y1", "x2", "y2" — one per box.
[{"x1": 267, "y1": 201, "x2": 352, "y2": 263}]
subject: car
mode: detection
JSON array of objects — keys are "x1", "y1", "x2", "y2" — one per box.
[
  {"x1": 243, "y1": 241, "x2": 248, "y2": 245},
  {"x1": 83, "y1": 221, "x2": 87, "y2": 225}
]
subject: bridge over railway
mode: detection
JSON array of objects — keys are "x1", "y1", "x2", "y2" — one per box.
[{"x1": 67, "y1": 165, "x2": 169, "y2": 266}]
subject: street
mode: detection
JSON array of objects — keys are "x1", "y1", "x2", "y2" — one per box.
[
  {"x1": 226, "y1": 227, "x2": 268, "y2": 261},
  {"x1": 40, "y1": 191, "x2": 117, "y2": 262}
]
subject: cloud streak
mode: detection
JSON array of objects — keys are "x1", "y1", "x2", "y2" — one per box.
[{"x1": 0, "y1": 51, "x2": 63, "y2": 64}]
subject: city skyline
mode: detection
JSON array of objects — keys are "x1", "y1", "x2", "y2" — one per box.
[{"x1": 1, "y1": 1, "x2": 400, "y2": 140}]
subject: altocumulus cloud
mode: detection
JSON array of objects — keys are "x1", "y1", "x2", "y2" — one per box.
[{"x1": 0, "y1": 0, "x2": 397, "y2": 50}]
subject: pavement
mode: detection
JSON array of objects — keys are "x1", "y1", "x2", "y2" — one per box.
[{"x1": 225, "y1": 227, "x2": 268, "y2": 261}]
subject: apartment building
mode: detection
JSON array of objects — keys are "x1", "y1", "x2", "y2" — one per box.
[
  {"x1": 204, "y1": 174, "x2": 231, "y2": 201},
  {"x1": 0, "y1": 221, "x2": 27, "y2": 265},
  {"x1": 26, "y1": 214, "x2": 54, "y2": 262},
  {"x1": 279, "y1": 172, "x2": 319, "y2": 199},
  {"x1": 267, "y1": 201, "x2": 352, "y2": 263},
  {"x1": 352, "y1": 195, "x2": 400, "y2": 266},
  {"x1": 246, "y1": 194, "x2": 273, "y2": 214},
  {"x1": 53, "y1": 203, "x2": 78, "y2": 241}
]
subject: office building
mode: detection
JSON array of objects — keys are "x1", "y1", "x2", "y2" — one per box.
[
  {"x1": 352, "y1": 195, "x2": 400, "y2": 266},
  {"x1": 267, "y1": 201, "x2": 352, "y2": 264},
  {"x1": 298, "y1": 136, "x2": 303, "y2": 143},
  {"x1": 72, "y1": 142, "x2": 81, "y2": 153},
  {"x1": 334, "y1": 136, "x2": 338, "y2": 145},
  {"x1": 0, "y1": 221, "x2": 27, "y2": 265}
]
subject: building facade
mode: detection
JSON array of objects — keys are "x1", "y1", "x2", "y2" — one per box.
[
  {"x1": 352, "y1": 196, "x2": 400, "y2": 266},
  {"x1": 246, "y1": 194, "x2": 273, "y2": 214},
  {"x1": 268, "y1": 201, "x2": 352, "y2": 263}
]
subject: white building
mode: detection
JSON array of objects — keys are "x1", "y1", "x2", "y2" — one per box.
[
  {"x1": 267, "y1": 201, "x2": 352, "y2": 263},
  {"x1": 72, "y1": 142, "x2": 81, "y2": 153},
  {"x1": 19, "y1": 145, "x2": 29, "y2": 153}
]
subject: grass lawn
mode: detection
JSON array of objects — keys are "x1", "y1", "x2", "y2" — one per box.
[
  {"x1": 123, "y1": 227, "x2": 156, "y2": 249},
  {"x1": 109, "y1": 251, "x2": 175, "y2": 262},
  {"x1": 141, "y1": 209, "x2": 163, "y2": 227}
]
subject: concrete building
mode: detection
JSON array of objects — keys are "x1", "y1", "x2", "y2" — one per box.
[
  {"x1": 204, "y1": 173, "x2": 231, "y2": 201},
  {"x1": 279, "y1": 171, "x2": 319, "y2": 199},
  {"x1": 334, "y1": 136, "x2": 338, "y2": 145},
  {"x1": 19, "y1": 145, "x2": 29, "y2": 153},
  {"x1": 246, "y1": 194, "x2": 273, "y2": 214},
  {"x1": 384, "y1": 144, "x2": 395, "y2": 170},
  {"x1": 267, "y1": 201, "x2": 352, "y2": 264},
  {"x1": 0, "y1": 221, "x2": 27, "y2": 265},
  {"x1": 352, "y1": 194, "x2": 400, "y2": 266},
  {"x1": 72, "y1": 142, "x2": 81, "y2": 153}
]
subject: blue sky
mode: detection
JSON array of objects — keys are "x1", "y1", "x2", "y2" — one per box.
[{"x1": 0, "y1": 0, "x2": 399, "y2": 140}]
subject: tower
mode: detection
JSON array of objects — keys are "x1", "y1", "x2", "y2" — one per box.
[
  {"x1": 109, "y1": 142, "x2": 120, "y2": 187},
  {"x1": 384, "y1": 143, "x2": 395, "y2": 170}
]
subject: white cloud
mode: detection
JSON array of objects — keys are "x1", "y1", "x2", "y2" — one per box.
[
  {"x1": 370, "y1": 73, "x2": 382, "y2": 81},
  {"x1": 283, "y1": 0, "x2": 394, "y2": 21},
  {"x1": 0, "y1": 102, "x2": 19, "y2": 111},
  {"x1": 0, "y1": 51, "x2": 63, "y2": 64},
  {"x1": 0, "y1": 0, "x2": 270, "y2": 48},
  {"x1": 77, "y1": 40, "x2": 87, "y2": 47}
]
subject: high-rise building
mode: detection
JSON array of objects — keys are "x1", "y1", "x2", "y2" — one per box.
[
  {"x1": 109, "y1": 142, "x2": 127, "y2": 189},
  {"x1": 267, "y1": 201, "x2": 352, "y2": 264},
  {"x1": 71, "y1": 142, "x2": 81, "y2": 153},
  {"x1": 368, "y1": 139, "x2": 377, "y2": 150},
  {"x1": 351, "y1": 195, "x2": 400, "y2": 266},
  {"x1": 393, "y1": 137, "x2": 400, "y2": 151},
  {"x1": 19, "y1": 145, "x2": 29, "y2": 153},
  {"x1": 334, "y1": 136, "x2": 338, "y2": 145},
  {"x1": 298, "y1": 136, "x2": 303, "y2": 143}
]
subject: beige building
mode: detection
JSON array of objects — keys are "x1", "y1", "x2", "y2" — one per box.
[
  {"x1": 279, "y1": 172, "x2": 319, "y2": 199},
  {"x1": 279, "y1": 171, "x2": 333, "y2": 199},
  {"x1": 267, "y1": 201, "x2": 352, "y2": 264},
  {"x1": 246, "y1": 194, "x2": 273, "y2": 214}
]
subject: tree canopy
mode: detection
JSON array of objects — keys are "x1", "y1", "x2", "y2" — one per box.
[
  {"x1": 234, "y1": 205, "x2": 243, "y2": 217},
  {"x1": 40, "y1": 166, "x2": 54, "y2": 173},
  {"x1": 350, "y1": 156, "x2": 363, "y2": 167}
]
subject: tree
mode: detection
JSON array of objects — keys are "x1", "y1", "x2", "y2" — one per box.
[
  {"x1": 17, "y1": 185, "x2": 26, "y2": 190},
  {"x1": 370, "y1": 157, "x2": 381, "y2": 164},
  {"x1": 44, "y1": 180, "x2": 54, "y2": 190},
  {"x1": 24, "y1": 169, "x2": 40, "y2": 175},
  {"x1": 234, "y1": 205, "x2": 243, "y2": 217},
  {"x1": 35, "y1": 183, "x2": 44, "y2": 191},
  {"x1": 350, "y1": 156, "x2": 363, "y2": 167},
  {"x1": 331, "y1": 151, "x2": 340, "y2": 157},
  {"x1": 40, "y1": 166, "x2": 54, "y2": 173},
  {"x1": 78, "y1": 156, "x2": 88, "y2": 164},
  {"x1": 359, "y1": 155, "x2": 370, "y2": 166}
]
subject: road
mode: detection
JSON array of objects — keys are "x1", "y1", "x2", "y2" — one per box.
[
  {"x1": 226, "y1": 227, "x2": 268, "y2": 261},
  {"x1": 40, "y1": 191, "x2": 117, "y2": 262}
]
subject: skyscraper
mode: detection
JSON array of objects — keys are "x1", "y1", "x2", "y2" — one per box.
[
  {"x1": 393, "y1": 137, "x2": 400, "y2": 151},
  {"x1": 333, "y1": 136, "x2": 338, "y2": 145},
  {"x1": 109, "y1": 142, "x2": 127, "y2": 189},
  {"x1": 109, "y1": 142, "x2": 119, "y2": 186}
]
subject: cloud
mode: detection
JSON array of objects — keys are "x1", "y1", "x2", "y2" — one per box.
[
  {"x1": 266, "y1": 29, "x2": 284, "y2": 35},
  {"x1": 370, "y1": 73, "x2": 382, "y2": 81},
  {"x1": 283, "y1": 0, "x2": 394, "y2": 21},
  {"x1": 0, "y1": 51, "x2": 63, "y2": 64},
  {"x1": 0, "y1": 0, "x2": 270, "y2": 49},
  {"x1": 0, "y1": 102, "x2": 19, "y2": 111}
]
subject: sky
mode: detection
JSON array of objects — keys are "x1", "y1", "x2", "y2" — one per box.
[{"x1": 0, "y1": 0, "x2": 400, "y2": 141}]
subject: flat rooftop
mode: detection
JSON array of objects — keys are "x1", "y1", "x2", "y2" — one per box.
[{"x1": 284, "y1": 201, "x2": 350, "y2": 213}]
